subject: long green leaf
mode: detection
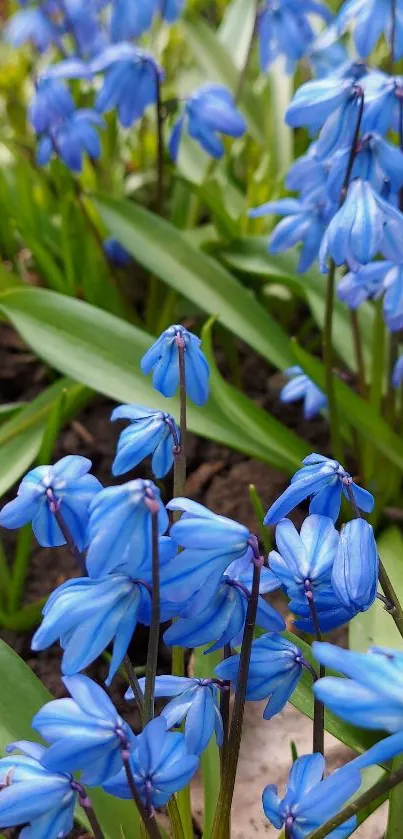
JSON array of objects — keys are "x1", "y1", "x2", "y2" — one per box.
[
  {"x1": 94, "y1": 196, "x2": 293, "y2": 371},
  {"x1": 0, "y1": 287, "x2": 298, "y2": 471},
  {"x1": 0, "y1": 639, "x2": 139, "y2": 838},
  {"x1": 218, "y1": 0, "x2": 256, "y2": 69}
]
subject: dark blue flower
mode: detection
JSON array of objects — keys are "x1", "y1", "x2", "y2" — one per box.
[
  {"x1": 280, "y1": 366, "x2": 327, "y2": 419},
  {"x1": 103, "y1": 237, "x2": 133, "y2": 267},
  {"x1": 0, "y1": 741, "x2": 77, "y2": 838},
  {"x1": 264, "y1": 453, "x2": 374, "y2": 526},
  {"x1": 331, "y1": 519, "x2": 378, "y2": 613},
  {"x1": 258, "y1": 0, "x2": 332, "y2": 74},
  {"x1": 36, "y1": 109, "x2": 105, "y2": 173},
  {"x1": 103, "y1": 717, "x2": 199, "y2": 809},
  {"x1": 29, "y1": 78, "x2": 75, "y2": 135},
  {"x1": 262, "y1": 752, "x2": 360, "y2": 838},
  {"x1": 32, "y1": 674, "x2": 135, "y2": 785},
  {"x1": 333, "y1": 0, "x2": 403, "y2": 60},
  {"x1": 92, "y1": 44, "x2": 163, "y2": 128},
  {"x1": 393, "y1": 355, "x2": 403, "y2": 388},
  {"x1": 216, "y1": 633, "x2": 304, "y2": 720},
  {"x1": 111, "y1": 405, "x2": 179, "y2": 479},
  {"x1": 127, "y1": 675, "x2": 223, "y2": 755},
  {"x1": 0, "y1": 456, "x2": 101, "y2": 551},
  {"x1": 169, "y1": 85, "x2": 246, "y2": 161},
  {"x1": 141, "y1": 324, "x2": 210, "y2": 406},
  {"x1": 5, "y1": 7, "x2": 61, "y2": 52}
]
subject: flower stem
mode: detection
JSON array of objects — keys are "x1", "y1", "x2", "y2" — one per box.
[
  {"x1": 172, "y1": 335, "x2": 187, "y2": 680},
  {"x1": 306, "y1": 588, "x2": 324, "y2": 756},
  {"x1": 45, "y1": 489, "x2": 86, "y2": 575},
  {"x1": 144, "y1": 508, "x2": 160, "y2": 723},
  {"x1": 124, "y1": 655, "x2": 145, "y2": 727},
  {"x1": 155, "y1": 68, "x2": 164, "y2": 215},
  {"x1": 390, "y1": 0, "x2": 397, "y2": 71},
  {"x1": 323, "y1": 260, "x2": 344, "y2": 464},
  {"x1": 220, "y1": 645, "x2": 231, "y2": 772},
  {"x1": 210, "y1": 561, "x2": 262, "y2": 839},
  {"x1": 123, "y1": 755, "x2": 163, "y2": 839},
  {"x1": 81, "y1": 798, "x2": 105, "y2": 839},
  {"x1": 235, "y1": 0, "x2": 259, "y2": 101},
  {"x1": 306, "y1": 763, "x2": 403, "y2": 839}
]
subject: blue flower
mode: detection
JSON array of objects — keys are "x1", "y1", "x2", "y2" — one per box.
[
  {"x1": 169, "y1": 84, "x2": 246, "y2": 161},
  {"x1": 61, "y1": 0, "x2": 106, "y2": 57},
  {"x1": 0, "y1": 456, "x2": 101, "y2": 551},
  {"x1": 290, "y1": 587, "x2": 359, "y2": 634},
  {"x1": 127, "y1": 675, "x2": 223, "y2": 755},
  {"x1": 32, "y1": 674, "x2": 135, "y2": 785},
  {"x1": 0, "y1": 741, "x2": 77, "y2": 839},
  {"x1": 269, "y1": 515, "x2": 339, "y2": 599},
  {"x1": 5, "y1": 8, "x2": 60, "y2": 52},
  {"x1": 307, "y1": 38, "x2": 348, "y2": 79},
  {"x1": 258, "y1": 0, "x2": 332, "y2": 74},
  {"x1": 85, "y1": 478, "x2": 168, "y2": 578},
  {"x1": 111, "y1": 0, "x2": 184, "y2": 41},
  {"x1": 338, "y1": 262, "x2": 388, "y2": 309},
  {"x1": 327, "y1": 134, "x2": 403, "y2": 202},
  {"x1": 319, "y1": 180, "x2": 403, "y2": 272},
  {"x1": 314, "y1": 642, "x2": 403, "y2": 733},
  {"x1": 36, "y1": 109, "x2": 105, "y2": 173},
  {"x1": 262, "y1": 752, "x2": 360, "y2": 838},
  {"x1": 249, "y1": 193, "x2": 335, "y2": 273},
  {"x1": 280, "y1": 366, "x2": 327, "y2": 419},
  {"x1": 285, "y1": 146, "x2": 329, "y2": 199},
  {"x1": 29, "y1": 78, "x2": 75, "y2": 135},
  {"x1": 104, "y1": 237, "x2": 133, "y2": 267},
  {"x1": 92, "y1": 44, "x2": 163, "y2": 128},
  {"x1": 104, "y1": 717, "x2": 199, "y2": 809},
  {"x1": 216, "y1": 633, "x2": 304, "y2": 720},
  {"x1": 331, "y1": 519, "x2": 378, "y2": 613},
  {"x1": 361, "y1": 73, "x2": 403, "y2": 135},
  {"x1": 393, "y1": 355, "x2": 403, "y2": 388},
  {"x1": 333, "y1": 0, "x2": 403, "y2": 60},
  {"x1": 264, "y1": 453, "x2": 374, "y2": 526},
  {"x1": 111, "y1": 405, "x2": 179, "y2": 479},
  {"x1": 141, "y1": 324, "x2": 210, "y2": 406}
]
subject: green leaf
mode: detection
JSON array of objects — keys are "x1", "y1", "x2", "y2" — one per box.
[
  {"x1": 194, "y1": 647, "x2": 221, "y2": 839},
  {"x1": 0, "y1": 638, "x2": 139, "y2": 838},
  {"x1": 0, "y1": 286, "x2": 297, "y2": 472},
  {"x1": 386, "y1": 754, "x2": 403, "y2": 838},
  {"x1": 94, "y1": 196, "x2": 293, "y2": 371},
  {"x1": 218, "y1": 0, "x2": 256, "y2": 69}
]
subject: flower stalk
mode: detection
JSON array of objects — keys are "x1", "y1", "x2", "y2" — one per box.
[
  {"x1": 122, "y1": 752, "x2": 163, "y2": 839},
  {"x1": 305, "y1": 583, "x2": 324, "y2": 756}
]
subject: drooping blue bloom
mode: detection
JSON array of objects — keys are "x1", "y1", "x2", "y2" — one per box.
[
  {"x1": 0, "y1": 456, "x2": 101, "y2": 552},
  {"x1": 269, "y1": 515, "x2": 339, "y2": 599},
  {"x1": 36, "y1": 109, "x2": 105, "y2": 173},
  {"x1": 127, "y1": 675, "x2": 223, "y2": 755},
  {"x1": 85, "y1": 478, "x2": 168, "y2": 578},
  {"x1": 331, "y1": 519, "x2": 378, "y2": 613},
  {"x1": 0, "y1": 741, "x2": 77, "y2": 839},
  {"x1": 61, "y1": 0, "x2": 106, "y2": 58},
  {"x1": 91, "y1": 44, "x2": 163, "y2": 128},
  {"x1": 111, "y1": 0, "x2": 184, "y2": 41},
  {"x1": 258, "y1": 0, "x2": 332, "y2": 74},
  {"x1": 29, "y1": 78, "x2": 75, "y2": 135},
  {"x1": 319, "y1": 179, "x2": 403, "y2": 272},
  {"x1": 361, "y1": 72, "x2": 403, "y2": 135},
  {"x1": 314, "y1": 642, "x2": 403, "y2": 733},
  {"x1": 285, "y1": 146, "x2": 329, "y2": 199},
  {"x1": 332, "y1": 0, "x2": 403, "y2": 60},
  {"x1": 338, "y1": 262, "x2": 388, "y2": 309},
  {"x1": 103, "y1": 717, "x2": 199, "y2": 809},
  {"x1": 392, "y1": 355, "x2": 403, "y2": 388},
  {"x1": 290, "y1": 586, "x2": 359, "y2": 634},
  {"x1": 104, "y1": 237, "x2": 133, "y2": 267},
  {"x1": 32, "y1": 675, "x2": 135, "y2": 785},
  {"x1": 326, "y1": 134, "x2": 403, "y2": 202},
  {"x1": 264, "y1": 453, "x2": 374, "y2": 526},
  {"x1": 5, "y1": 7, "x2": 61, "y2": 52},
  {"x1": 216, "y1": 633, "x2": 305, "y2": 720},
  {"x1": 141, "y1": 325, "x2": 210, "y2": 406},
  {"x1": 262, "y1": 752, "x2": 360, "y2": 839},
  {"x1": 111, "y1": 405, "x2": 179, "y2": 479},
  {"x1": 169, "y1": 84, "x2": 246, "y2": 161},
  {"x1": 307, "y1": 38, "x2": 348, "y2": 79},
  {"x1": 249, "y1": 193, "x2": 335, "y2": 273},
  {"x1": 280, "y1": 367, "x2": 327, "y2": 419}
]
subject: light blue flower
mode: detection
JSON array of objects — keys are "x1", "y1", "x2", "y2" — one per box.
[
  {"x1": 92, "y1": 44, "x2": 163, "y2": 128},
  {"x1": 103, "y1": 717, "x2": 199, "y2": 810},
  {"x1": 86, "y1": 478, "x2": 168, "y2": 578},
  {"x1": 5, "y1": 7, "x2": 61, "y2": 52},
  {"x1": 104, "y1": 238, "x2": 133, "y2": 266},
  {"x1": 280, "y1": 366, "x2": 327, "y2": 419},
  {"x1": 326, "y1": 134, "x2": 403, "y2": 202},
  {"x1": 262, "y1": 752, "x2": 360, "y2": 838},
  {"x1": 29, "y1": 78, "x2": 75, "y2": 135},
  {"x1": 338, "y1": 262, "x2": 388, "y2": 309},
  {"x1": 269, "y1": 515, "x2": 339, "y2": 599},
  {"x1": 0, "y1": 741, "x2": 77, "y2": 839},
  {"x1": 333, "y1": 0, "x2": 403, "y2": 60},
  {"x1": 32, "y1": 674, "x2": 135, "y2": 785},
  {"x1": 285, "y1": 146, "x2": 329, "y2": 199},
  {"x1": 264, "y1": 453, "x2": 374, "y2": 526},
  {"x1": 111, "y1": 0, "x2": 184, "y2": 41},
  {"x1": 392, "y1": 355, "x2": 403, "y2": 388},
  {"x1": 0, "y1": 456, "x2": 101, "y2": 552},
  {"x1": 290, "y1": 587, "x2": 359, "y2": 634},
  {"x1": 361, "y1": 72, "x2": 403, "y2": 135},
  {"x1": 127, "y1": 675, "x2": 224, "y2": 755},
  {"x1": 61, "y1": 0, "x2": 106, "y2": 57},
  {"x1": 36, "y1": 109, "x2": 105, "y2": 173},
  {"x1": 331, "y1": 519, "x2": 378, "y2": 613},
  {"x1": 258, "y1": 0, "x2": 332, "y2": 74},
  {"x1": 307, "y1": 38, "x2": 348, "y2": 79},
  {"x1": 169, "y1": 84, "x2": 246, "y2": 161},
  {"x1": 141, "y1": 324, "x2": 210, "y2": 406},
  {"x1": 111, "y1": 405, "x2": 179, "y2": 479}
]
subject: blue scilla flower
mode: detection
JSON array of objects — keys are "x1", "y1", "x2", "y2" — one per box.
[
  {"x1": 314, "y1": 642, "x2": 403, "y2": 733},
  {"x1": 258, "y1": 0, "x2": 332, "y2": 74},
  {"x1": 361, "y1": 72, "x2": 403, "y2": 135},
  {"x1": 169, "y1": 85, "x2": 246, "y2": 161},
  {"x1": 262, "y1": 752, "x2": 360, "y2": 839},
  {"x1": 0, "y1": 741, "x2": 77, "y2": 839},
  {"x1": 269, "y1": 514, "x2": 339, "y2": 599},
  {"x1": 264, "y1": 453, "x2": 374, "y2": 526},
  {"x1": 307, "y1": 38, "x2": 348, "y2": 79},
  {"x1": 290, "y1": 587, "x2": 359, "y2": 634},
  {"x1": 326, "y1": 134, "x2": 403, "y2": 202},
  {"x1": 85, "y1": 478, "x2": 168, "y2": 578},
  {"x1": 249, "y1": 192, "x2": 335, "y2": 273},
  {"x1": 127, "y1": 675, "x2": 224, "y2": 755},
  {"x1": 333, "y1": 0, "x2": 403, "y2": 60},
  {"x1": 104, "y1": 237, "x2": 133, "y2": 267},
  {"x1": 319, "y1": 179, "x2": 403, "y2": 273},
  {"x1": 92, "y1": 44, "x2": 163, "y2": 129},
  {"x1": 111, "y1": 0, "x2": 184, "y2": 42},
  {"x1": 36, "y1": 109, "x2": 105, "y2": 173},
  {"x1": 104, "y1": 717, "x2": 199, "y2": 810},
  {"x1": 32, "y1": 674, "x2": 135, "y2": 785},
  {"x1": 141, "y1": 324, "x2": 210, "y2": 406},
  {"x1": 393, "y1": 355, "x2": 403, "y2": 388},
  {"x1": 0, "y1": 455, "x2": 101, "y2": 551},
  {"x1": 111, "y1": 405, "x2": 179, "y2": 479},
  {"x1": 338, "y1": 261, "x2": 388, "y2": 309},
  {"x1": 216, "y1": 633, "x2": 304, "y2": 720},
  {"x1": 29, "y1": 78, "x2": 75, "y2": 135},
  {"x1": 331, "y1": 519, "x2": 378, "y2": 613},
  {"x1": 280, "y1": 366, "x2": 327, "y2": 420},
  {"x1": 5, "y1": 7, "x2": 61, "y2": 52},
  {"x1": 61, "y1": 0, "x2": 106, "y2": 58},
  {"x1": 285, "y1": 145, "x2": 329, "y2": 199}
]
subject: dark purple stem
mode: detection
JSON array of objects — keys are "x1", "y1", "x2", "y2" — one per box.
[
  {"x1": 122, "y1": 753, "x2": 162, "y2": 839},
  {"x1": 305, "y1": 581, "x2": 325, "y2": 756},
  {"x1": 45, "y1": 488, "x2": 86, "y2": 574}
]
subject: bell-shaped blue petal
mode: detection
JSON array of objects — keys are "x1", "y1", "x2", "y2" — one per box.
[
  {"x1": 170, "y1": 84, "x2": 246, "y2": 161},
  {"x1": 258, "y1": 0, "x2": 332, "y2": 73},
  {"x1": 331, "y1": 519, "x2": 378, "y2": 612},
  {"x1": 104, "y1": 238, "x2": 133, "y2": 267},
  {"x1": 141, "y1": 324, "x2": 210, "y2": 406},
  {"x1": 5, "y1": 8, "x2": 61, "y2": 52},
  {"x1": 37, "y1": 109, "x2": 105, "y2": 173},
  {"x1": 29, "y1": 78, "x2": 75, "y2": 135},
  {"x1": 111, "y1": 405, "x2": 179, "y2": 479},
  {"x1": 92, "y1": 44, "x2": 163, "y2": 128},
  {"x1": 338, "y1": 261, "x2": 390, "y2": 309},
  {"x1": 280, "y1": 366, "x2": 327, "y2": 419},
  {"x1": 333, "y1": 0, "x2": 403, "y2": 60},
  {"x1": 269, "y1": 514, "x2": 339, "y2": 600}
]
